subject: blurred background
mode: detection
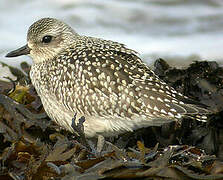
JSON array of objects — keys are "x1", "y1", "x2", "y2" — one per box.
[{"x1": 1, "y1": 0, "x2": 223, "y2": 68}]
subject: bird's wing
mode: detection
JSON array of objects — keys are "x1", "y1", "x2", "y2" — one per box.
[
  {"x1": 114, "y1": 49, "x2": 212, "y2": 121},
  {"x1": 59, "y1": 38, "x2": 211, "y2": 122}
]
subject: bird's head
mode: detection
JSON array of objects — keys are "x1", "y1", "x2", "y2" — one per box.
[{"x1": 6, "y1": 17, "x2": 78, "y2": 63}]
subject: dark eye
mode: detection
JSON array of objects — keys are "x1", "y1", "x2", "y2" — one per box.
[{"x1": 42, "y1": 35, "x2": 52, "y2": 43}]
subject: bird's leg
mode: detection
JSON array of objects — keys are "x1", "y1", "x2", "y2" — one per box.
[
  {"x1": 71, "y1": 115, "x2": 105, "y2": 154},
  {"x1": 71, "y1": 115, "x2": 90, "y2": 149},
  {"x1": 71, "y1": 114, "x2": 85, "y2": 136},
  {"x1": 96, "y1": 135, "x2": 105, "y2": 154}
]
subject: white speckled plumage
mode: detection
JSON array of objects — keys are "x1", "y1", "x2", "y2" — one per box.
[{"x1": 7, "y1": 18, "x2": 211, "y2": 137}]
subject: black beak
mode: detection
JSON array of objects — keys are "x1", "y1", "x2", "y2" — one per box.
[{"x1": 6, "y1": 44, "x2": 31, "y2": 57}]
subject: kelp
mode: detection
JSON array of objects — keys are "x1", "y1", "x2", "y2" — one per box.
[{"x1": 0, "y1": 60, "x2": 222, "y2": 179}]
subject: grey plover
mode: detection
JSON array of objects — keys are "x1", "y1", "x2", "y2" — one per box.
[{"x1": 6, "y1": 18, "x2": 211, "y2": 137}]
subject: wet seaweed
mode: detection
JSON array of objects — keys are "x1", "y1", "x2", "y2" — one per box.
[{"x1": 0, "y1": 60, "x2": 222, "y2": 179}]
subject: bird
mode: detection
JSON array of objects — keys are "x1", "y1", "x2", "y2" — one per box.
[{"x1": 6, "y1": 17, "x2": 211, "y2": 138}]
